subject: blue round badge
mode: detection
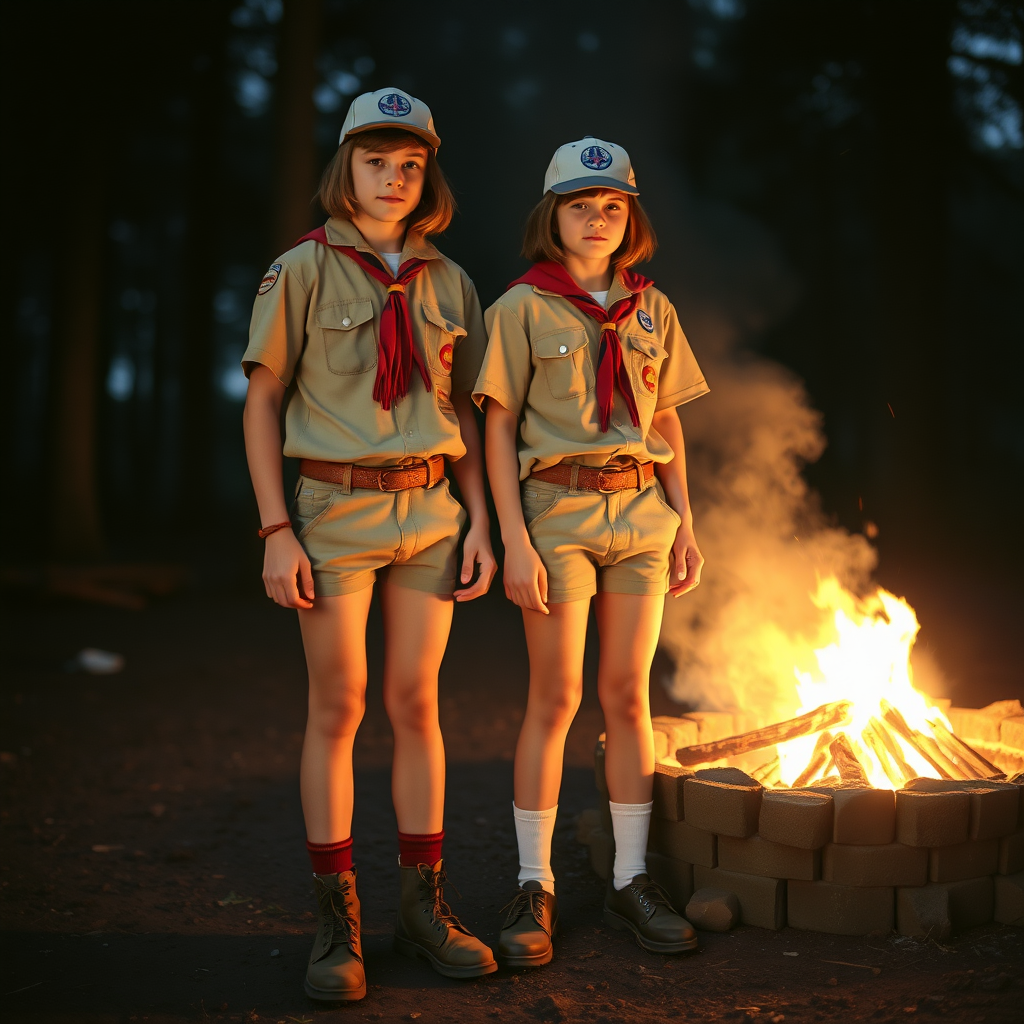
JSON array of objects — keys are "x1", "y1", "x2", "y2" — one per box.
[
  {"x1": 636, "y1": 309, "x2": 654, "y2": 333},
  {"x1": 378, "y1": 93, "x2": 412, "y2": 117},
  {"x1": 580, "y1": 145, "x2": 613, "y2": 171}
]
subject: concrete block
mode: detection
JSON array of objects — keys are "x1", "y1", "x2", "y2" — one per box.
[
  {"x1": 652, "y1": 729, "x2": 669, "y2": 761},
  {"x1": 994, "y1": 872, "x2": 1024, "y2": 926},
  {"x1": 685, "y1": 769, "x2": 762, "y2": 838},
  {"x1": 758, "y1": 788, "x2": 833, "y2": 850},
  {"x1": 595, "y1": 735, "x2": 607, "y2": 795},
  {"x1": 895, "y1": 789, "x2": 970, "y2": 847},
  {"x1": 652, "y1": 763, "x2": 693, "y2": 822},
  {"x1": 1002, "y1": 717, "x2": 1024, "y2": 751},
  {"x1": 822, "y1": 842, "x2": 928, "y2": 887},
  {"x1": 946, "y1": 876, "x2": 995, "y2": 929},
  {"x1": 652, "y1": 715, "x2": 700, "y2": 755},
  {"x1": 896, "y1": 884, "x2": 951, "y2": 940},
  {"x1": 649, "y1": 816, "x2": 717, "y2": 868},
  {"x1": 998, "y1": 828, "x2": 1024, "y2": 875},
  {"x1": 681, "y1": 711, "x2": 736, "y2": 743},
  {"x1": 808, "y1": 786, "x2": 895, "y2": 845},
  {"x1": 948, "y1": 700, "x2": 1023, "y2": 744},
  {"x1": 646, "y1": 851, "x2": 694, "y2": 912},
  {"x1": 788, "y1": 880, "x2": 893, "y2": 936},
  {"x1": 694, "y1": 865, "x2": 786, "y2": 929},
  {"x1": 685, "y1": 887, "x2": 740, "y2": 932},
  {"x1": 589, "y1": 827, "x2": 614, "y2": 880},
  {"x1": 719, "y1": 834, "x2": 820, "y2": 880},
  {"x1": 905, "y1": 777, "x2": 1021, "y2": 837},
  {"x1": 929, "y1": 839, "x2": 999, "y2": 882}
]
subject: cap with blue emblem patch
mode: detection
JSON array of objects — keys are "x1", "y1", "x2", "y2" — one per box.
[
  {"x1": 542, "y1": 136, "x2": 638, "y2": 196},
  {"x1": 339, "y1": 86, "x2": 441, "y2": 149}
]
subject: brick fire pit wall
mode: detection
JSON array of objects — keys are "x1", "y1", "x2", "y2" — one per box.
[{"x1": 580, "y1": 704, "x2": 1024, "y2": 939}]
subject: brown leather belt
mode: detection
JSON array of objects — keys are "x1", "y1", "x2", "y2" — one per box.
[
  {"x1": 299, "y1": 455, "x2": 445, "y2": 491},
  {"x1": 529, "y1": 461, "x2": 654, "y2": 492}
]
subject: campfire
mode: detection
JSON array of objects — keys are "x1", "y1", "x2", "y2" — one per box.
[
  {"x1": 666, "y1": 577, "x2": 1016, "y2": 787},
  {"x1": 579, "y1": 575, "x2": 1024, "y2": 939}
]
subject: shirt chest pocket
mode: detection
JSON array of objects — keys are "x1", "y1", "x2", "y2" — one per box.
[
  {"x1": 532, "y1": 326, "x2": 594, "y2": 400},
  {"x1": 421, "y1": 303, "x2": 467, "y2": 378},
  {"x1": 626, "y1": 334, "x2": 668, "y2": 400},
  {"x1": 317, "y1": 298, "x2": 377, "y2": 375}
]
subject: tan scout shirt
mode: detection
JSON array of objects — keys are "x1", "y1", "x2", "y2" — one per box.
[
  {"x1": 474, "y1": 274, "x2": 709, "y2": 479},
  {"x1": 242, "y1": 218, "x2": 486, "y2": 465}
]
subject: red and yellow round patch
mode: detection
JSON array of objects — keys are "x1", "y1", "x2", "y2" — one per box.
[
  {"x1": 439, "y1": 343, "x2": 453, "y2": 373},
  {"x1": 642, "y1": 365, "x2": 657, "y2": 393}
]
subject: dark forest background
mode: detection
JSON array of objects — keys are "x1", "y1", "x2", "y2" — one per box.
[{"x1": 3, "y1": 0, "x2": 1022, "y2": 614}]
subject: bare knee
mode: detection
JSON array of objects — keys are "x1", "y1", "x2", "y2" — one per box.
[
  {"x1": 526, "y1": 679, "x2": 583, "y2": 733},
  {"x1": 600, "y1": 678, "x2": 649, "y2": 727},
  {"x1": 385, "y1": 686, "x2": 438, "y2": 736},
  {"x1": 308, "y1": 682, "x2": 365, "y2": 741}
]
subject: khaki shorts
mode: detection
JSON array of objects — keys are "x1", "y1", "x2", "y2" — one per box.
[
  {"x1": 292, "y1": 475, "x2": 467, "y2": 597},
  {"x1": 521, "y1": 477, "x2": 681, "y2": 604}
]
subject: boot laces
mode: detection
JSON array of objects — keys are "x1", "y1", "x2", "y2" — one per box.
[
  {"x1": 629, "y1": 878, "x2": 672, "y2": 916},
  {"x1": 500, "y1": 887, "x2": 549, "y2": 928},
  {"x1": 418, "y1": 864, "x2": 464, "y2": 930},
  {"x1": 318, "y1": 876, "x2": 362, "y2": 961}
]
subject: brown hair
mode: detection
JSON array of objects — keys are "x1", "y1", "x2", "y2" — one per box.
[
  {"x1": 521, "y1": 188, "x2": 657, "y2": 270},
  {"x1": 317, "y1": 128, "x2": 456, "y2": 237}
]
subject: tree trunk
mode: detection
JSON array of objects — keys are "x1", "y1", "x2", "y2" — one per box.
[{"x1": 273, "y1": 0, "x2": 324, "y2": 256}]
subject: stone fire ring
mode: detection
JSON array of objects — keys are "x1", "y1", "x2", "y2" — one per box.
[{"x1": 578, "y1": 704, "x2": 1024, "y2": 939}]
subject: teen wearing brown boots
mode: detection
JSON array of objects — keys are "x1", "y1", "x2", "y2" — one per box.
[{"x1": 243, "y1": 87, "x2": 497, "y2": 1001}]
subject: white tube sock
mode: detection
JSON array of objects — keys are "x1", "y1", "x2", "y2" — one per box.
[
  {"x1": 513, "y1": 803, "x2": 557, "y2": 894},
  {"x1": 609, "y1": 800, "x2": 653, "y2": 891}
]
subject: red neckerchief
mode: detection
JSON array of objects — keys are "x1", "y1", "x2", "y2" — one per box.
[
  {"x1": 297, "y1": 225, "x2": 431, "y2": 410},
  {"x1": 508, "y1": 261, "x2": 652, "y2": 431}
]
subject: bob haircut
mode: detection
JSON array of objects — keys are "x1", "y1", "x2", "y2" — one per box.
[
  {"x1": 317, "y1": 127, "x2": 456, "y2": 237},
  {"x1": 521, "y1": 188, "x2": 657, "y2": 270}
]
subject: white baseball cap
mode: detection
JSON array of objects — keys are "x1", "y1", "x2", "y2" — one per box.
[
  {"x1": 339, "y1": 87, "x2": 441, "y2": 149},
  {"x1": 543, "y1": 136, "x2": 638, "y2": 196}
]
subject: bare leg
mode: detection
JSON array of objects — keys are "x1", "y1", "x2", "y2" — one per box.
[
  {"x1": 594, "y1": 592, "x2": 664, "y2": 804},
  {"x1": 380, "y1": 581, "x2": 454, "y2": 834},
  {"x1": 513, "y1": 600, "x2": 591, "y2": 811},
  {"x1": 298, "y1": 587, "x2": 375, "y2": 843}
]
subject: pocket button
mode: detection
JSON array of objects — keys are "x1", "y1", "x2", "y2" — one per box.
[
  {"x1": 559, "y1": 344, "x2": 567, "y2": 354},
  {"x1": 342, "y1": 317, "x2": 352, "y2": 327}
]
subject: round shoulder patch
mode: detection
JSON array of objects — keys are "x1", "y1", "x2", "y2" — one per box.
[
  {"x1": 258, "y1": 263, "x2": 282, "y2": 296},
  {"x1": 378, "y1": 93, "x2": 412, "y2": 117},
  {"x1": 636, "y1": 309, "x2": 654, "y2": 333},
  {"x1": 642, "y1": 365, "x2": 658, "y2": 394},
  {"x1": 580, "y1": 145, "x2": 613, "y2": 171},
  {"x1": 439, "y1": 343, "x2": 453, "y2": 373}
]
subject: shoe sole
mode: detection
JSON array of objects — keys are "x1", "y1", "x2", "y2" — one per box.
[
  {"x1": 602, "y1": 908, "x2": 700, "y2": 954},
  {"x1": 500, "y1": 919, "x2": 558, "y2": 968},
  {"x1": 303, "y1": 978, "x2": 367, "y2": 1003},
  {"x1": 393, "y1": 934, "x2": 499, "y2": 978}
]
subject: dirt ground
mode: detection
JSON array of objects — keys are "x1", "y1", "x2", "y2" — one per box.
[{"x1": 2, "y1": 576, "x2": 1023, "y2": 1024}]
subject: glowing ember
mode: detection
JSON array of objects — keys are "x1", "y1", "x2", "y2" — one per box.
[{"x1": 776, "y1": 577, "x2": 953, "y2": 789}]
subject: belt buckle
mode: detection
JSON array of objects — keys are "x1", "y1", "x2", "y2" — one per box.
[
  {"x1": 596, "y1": 469, "x2": 619, "y2": 492},
  {"x1": 378, "y1": 469, "x2": 403, "y2": 491}
]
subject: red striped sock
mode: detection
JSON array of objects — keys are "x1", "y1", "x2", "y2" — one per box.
[
  {"x1": 306, "y1": 836, "x2": 353, "y2": 875},
  {"x1": 398, "y1": 829, "x2": 444, "y2": 868}
]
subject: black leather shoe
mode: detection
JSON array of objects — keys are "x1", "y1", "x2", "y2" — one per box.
[
  {"x1": 603, "y1": 873, "x2": 699, "y2": 954},
  {"x1": 498, "y1": 880, "x2": 558, "y2": 967}
]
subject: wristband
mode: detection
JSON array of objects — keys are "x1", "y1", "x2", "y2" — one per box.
[{"x1": 258, "y1": 521, "x2": 292, "y2": 539}]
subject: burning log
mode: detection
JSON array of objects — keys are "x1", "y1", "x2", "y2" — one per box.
[
  {"x1": 865, "y1": 717, "x2": 916, "y2": 787},
  {"x1": 862, "y1": 720, "x2": 912, "y2": 788},
  {"x1": 880, "y1": 702, "x2": 957, "y2": 781},
  {"x1": 792, "y1": 731, "x2": 834, "y2": 789},
  {"x1": 829, "y1": 734, "x2": 869, "y2": 785},
  {"x1": 674, "y1": 701, "x2": 853, "y2": 767},
  {"x1": 751, "y1": 756, "x2": 781, "y2": 787},
  {"x1": 928, "y1": 719, "x2": 1003, "y2": 779}
]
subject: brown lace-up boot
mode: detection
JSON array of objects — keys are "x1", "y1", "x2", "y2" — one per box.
[
  {"x1": 304, "y1": 870, "x2": 366, "y2": 1001},
  {"x1": 393, "y1": 860, "x2": 497, "y2": 978},
  {"x1": 603, "y1": 873, "x2": 699, "y2": 954},
  {"x1": 498, "y1": 880, "x2": 558, "y2": 967}
]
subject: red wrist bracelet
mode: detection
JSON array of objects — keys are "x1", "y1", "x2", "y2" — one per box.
[{"x1": 258, "y1": 521, "x2": 292, "y2": 539}]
